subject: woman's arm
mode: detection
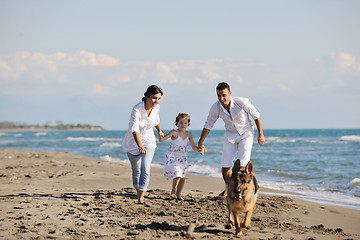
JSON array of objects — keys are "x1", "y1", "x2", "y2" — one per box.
[
  {"x1": 132, "y1": 131, "x2": 147, "y2": 154},
  {"x1": 155, "y1": 124, "x2": 165, "y2": 138}
]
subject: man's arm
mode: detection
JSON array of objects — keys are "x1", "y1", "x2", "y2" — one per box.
[
  {"x1": 255, "y1": 117, "x2": 265, "y2": 146},
  {"x1": 197, "y1": 128, "x2": 211, "y2": 153}
]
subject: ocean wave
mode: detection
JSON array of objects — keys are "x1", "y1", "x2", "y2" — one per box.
[
  {"x1": 267, "y1": 169, "x2": 303, "y2": 178},
  {"x1": 259, "y1": 180, "x2": 305, "y2": 191},
  {"x1": 99, "y1": 155, "x2": 164, "y2": 168},
  {"x1": 339, "y1": 135, "x2": 360, "y2": 142},
  {"x1": 266, "y1": 137, "x2": 295, "y2": 143},
  {"x1": 99, "y1": 155, "x2": 129, "y2": 163},
  {"x1": 1, "y1": 132, "x2": 22, "y2": 137},
  {"x1": 348, "y1": 178, "x2": 360, "y2": 189},
  {"x1": 187, "y1": 163, "x2": 222, "y2": 178},
  {"x1": 34, "y1": 132, "x2": 47, "y2": 136},
  {"x1": 0, "y1": 140, "x2": 16, "y2": 144},
  {"x1": 266, "y1": 137, "x2": 318, "y2": 144},
  {"x1": 260, "y1": 180, "x2": 360, "y2": 210},
  {"x1": 67, "y1": 137, "x2": 122, "y2": 142},
  {"x1": 100, "y1": 142, "x2": 122, "y2": 148},
  {"x1": 0, "y1": 132, "x2": 23, "y2": 137}
]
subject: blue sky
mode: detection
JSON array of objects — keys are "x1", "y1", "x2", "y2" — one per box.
[{"x1": 1, "y1": 0, "x2": 359, "y2": 130}]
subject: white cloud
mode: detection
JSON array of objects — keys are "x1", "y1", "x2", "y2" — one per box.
[
  {"x1": 150, "y1": 63, "x2": 178, "y2": 83},
  {"x1": 0, "y1": 60, "x2": 11, "y2": 78},
  {"x1": 0, "y1": 51, "x2": 119, "y2": 85},
  {"x1": 1, "y1": 51, "x2": 359, "y2": 129},
  {"x1": 1, "y1": 51, "x2": 359, "y2": 101},
  {"x1": 321, "y1": 51, "x2": 360, "y2": 76},
  {"x1": 75, "y1": 51, "x2": 118, "y2": 67},
  {"x1": 90, "y1": 84, "x2": 111, "y2": 96},
  {"x1": 0, "y1": 52, "x2": 264, "y2": 88}
]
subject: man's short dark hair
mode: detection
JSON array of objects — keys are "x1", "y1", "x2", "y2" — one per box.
[{"x1": 216, "y1": 82, "x2": 230, "y2": 92}]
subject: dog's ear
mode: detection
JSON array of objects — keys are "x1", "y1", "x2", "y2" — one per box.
[
  {"x1": 246, "y1": 161, "x2": 254, "y2": 177},
  {"x1": 233, "y1": 159, "x2": 241, "y2": 172}
]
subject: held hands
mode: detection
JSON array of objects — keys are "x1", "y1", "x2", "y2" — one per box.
[
  {"x1": 158, "y1": 130, "x2": 165, "y2": 142},
  {"x1": 198, "y1": 144, "x2": 207, "y2": 155},
  {"x1": 158, "y1": 129, "x2": 165, "y2": 142}
]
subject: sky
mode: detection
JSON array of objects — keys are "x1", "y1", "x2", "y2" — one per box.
[{"x1": 1, "y1": 0, "x2": 359, "y2": 130}]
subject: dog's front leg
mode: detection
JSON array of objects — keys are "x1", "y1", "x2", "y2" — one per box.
[
  {"x1": 234, "y1": 211, "x2": 243, "y2": 235},
  {"x1": 243, "y1": 210, "x2": 253, "y2": 229},
  {"x1": 225, "y1": 198, "x2": 234, "y2": 230},
  {"x1": 225, "y1": 210, "x2": 234, "y2": 229}
]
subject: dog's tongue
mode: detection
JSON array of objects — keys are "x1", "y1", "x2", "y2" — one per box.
[{"x1": 237, "y1": 193, "x2": 243, "y2": 200}]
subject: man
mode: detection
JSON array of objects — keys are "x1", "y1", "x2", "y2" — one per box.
[{"x1": 198, "y1": 82, "x2": 265, "y2": 194}]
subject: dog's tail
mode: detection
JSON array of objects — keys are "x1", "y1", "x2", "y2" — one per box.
[{"x1": 253, "y1": 176, "x2": 259, "y2": 193}]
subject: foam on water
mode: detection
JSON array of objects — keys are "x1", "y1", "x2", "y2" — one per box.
[
  {"x1": 339, "y1": 135, "x2": 360, "y2": 142},
  {"x1": 67, "y1": 137, "x2": 122, "y2": 142},
  {"x1": 266, "y1": 136, "x2": 318, "y2": 143},
  {"x1": 100, "y1": 155, "x2": 129, "y2": 164},
  {"x1": 267, "y1": 169, "x2": 303, "y2": 179},
  {"x1": 100, "y1": 142, "x2": 122, "y2": 148},
  {"x1": 34, "y1": 132, "x2": 47, "y2": 136},
  {"x1": 260, "y1": 179, "x2": 360, "y2": 210},
  {"x1": 187, "y1": 163, "x2": 222, "y2": 178},
  {"x1": 348, "y1": 178, "x2": 360, "y2": 189}
]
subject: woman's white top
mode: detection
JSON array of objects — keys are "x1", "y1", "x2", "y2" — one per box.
[{"x1": 123, "y1": 101, "x2": 160, "y2": 155}]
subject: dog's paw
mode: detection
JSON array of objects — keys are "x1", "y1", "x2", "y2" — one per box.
[
  {"x1": 235, "y1": 229, "x2": 243, "y2": 235},
  {"x1": 241, "y1": 222, "x2": 251, "y2": 229},
  {"x1": 225, "y1": 223, "x2": 232, "y2": 229}
]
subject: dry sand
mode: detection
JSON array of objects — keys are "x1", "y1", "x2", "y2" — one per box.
[{"x1": 0, "y1": 149, "x2": 359, "y2": 239}]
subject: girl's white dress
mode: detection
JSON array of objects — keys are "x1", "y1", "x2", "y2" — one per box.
[{"x1": 164, "y1": 130, "x2": 191, "y2": 180}]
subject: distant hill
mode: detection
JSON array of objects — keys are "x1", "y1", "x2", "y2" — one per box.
[{"x1": 0, "y1": 121, "x2": 104, "y2": 131}]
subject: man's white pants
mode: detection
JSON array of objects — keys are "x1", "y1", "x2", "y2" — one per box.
[{"x1": 220, "y1": 132, "x2": 254, "y2": 168}]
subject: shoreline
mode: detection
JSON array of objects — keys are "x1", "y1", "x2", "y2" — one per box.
[
  {"x1": 0, "y1": 128, "x2": 104, "y2": 132},
  {"x1": 1, "y1": 145, "x2": 359, "y2": 211},
  {"x1": 119, "y1": 161, "x2": 360, "y2": 211},
  {"x1": 1, "y1": 149, "x2": 359, "y2": 239}
]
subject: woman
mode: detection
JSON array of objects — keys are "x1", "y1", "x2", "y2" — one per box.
[{"x1": 123, "y1": 85, "x2": 165, "y2": 204}]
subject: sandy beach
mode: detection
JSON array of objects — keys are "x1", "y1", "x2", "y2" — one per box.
[{"x1": 0, "y1": 149, "x2": 359, "y2": 239}]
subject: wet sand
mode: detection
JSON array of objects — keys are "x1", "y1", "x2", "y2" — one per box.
[{"x1": 1, "y1": 149, "x2": 359, "y2": 239}]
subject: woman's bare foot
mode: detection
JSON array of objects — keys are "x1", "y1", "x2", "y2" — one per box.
[{"x1": 176, "y1": 195, "x2": 184, "y2": 200}]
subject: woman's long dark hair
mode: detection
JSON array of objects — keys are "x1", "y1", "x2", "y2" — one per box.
[{"x1": 142, "y1": 85, "x2": 163, "y2": 102}]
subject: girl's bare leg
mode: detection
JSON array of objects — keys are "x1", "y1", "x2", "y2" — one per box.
[
  {"x1": 171, "y1": 177, "x2": 180, "y2": 196},
  {"x1": 176, "y1": 178, "x2": 185, "y2": 200}
]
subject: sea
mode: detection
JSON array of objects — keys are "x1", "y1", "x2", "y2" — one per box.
[{"x1": 1, "y1": 129, "x2": 359, "y2": 210}]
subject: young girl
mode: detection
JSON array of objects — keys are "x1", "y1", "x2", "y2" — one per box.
[{"x1": 159, "y1": 113, "x2": 202, "y2": 200}]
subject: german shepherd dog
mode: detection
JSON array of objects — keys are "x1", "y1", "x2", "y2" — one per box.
[{"x1": 225, "y1": 159, "x2": 259, "y2": 235}]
